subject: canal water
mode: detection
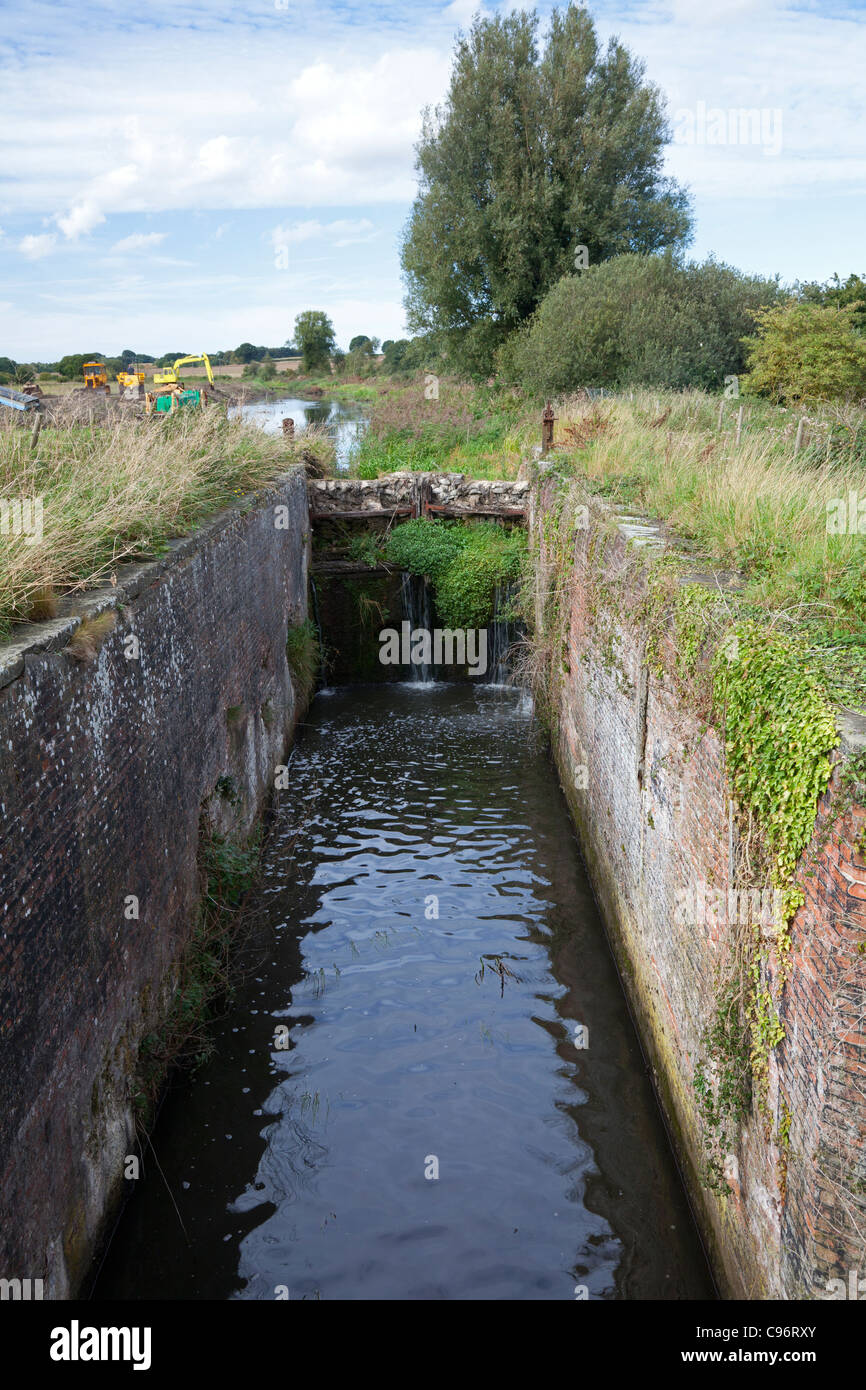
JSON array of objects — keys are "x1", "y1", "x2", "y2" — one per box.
[
  {"x1": 235, "y1": 395, "x2": 369, "y2": 471},
  {"x1": 94, "y1": 684, "x2": 714, "y2": 1301}
]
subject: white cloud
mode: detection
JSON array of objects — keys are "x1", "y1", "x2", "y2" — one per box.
[
  {"x1": 668, "y1": 0, "x2": 779, "y2": 22},
  {"x1": 55, "y1": 198, "x2": 105, "y2": 239},
  {"x1": 110, "y1": 231, "x2": 167, "y2": 253},
  {"x1": 0, "y1": 46, "x2": 447, "y2": 230},
  {"x1": 19, "y1": 233, "x2": 57, "y2": 259},
  {"x1": 269, "y1": 218, "x2": 376, "y2": 251}
]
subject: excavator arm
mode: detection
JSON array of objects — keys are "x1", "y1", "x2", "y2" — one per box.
[{"x1": 170, "y1": 354, "x2": 214, "y2": 387}]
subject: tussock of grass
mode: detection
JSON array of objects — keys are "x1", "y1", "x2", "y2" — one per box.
[
  {"x1": 66, "y1": 611, "x2": 117, "y2": 662},
  {"x1": 554, "y1": 387, "x2": 866, "y2": 708},
  {"x1": 286, "y1": 618, "x2": 320, "y2": 703},
  {"x1": 0, "y1": 408, "x2": 331, "y2": 638}
]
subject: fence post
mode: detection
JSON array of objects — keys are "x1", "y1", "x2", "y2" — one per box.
[
  {"x1": 794, "y1": 418, "x2": 805, "y2": 459},
  {"x1": 542, "y1": 401, "x2": 555, "y2": 455}
]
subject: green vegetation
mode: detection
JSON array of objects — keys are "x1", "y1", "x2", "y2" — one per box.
[
  {"x1": 132, "y1": 823, "x2": 261, "y2": 1128},
  {"x1": 402, "y1": 3, "x2": 691, "y2": 374},
  {"x1": 355, "y1": 378, "x2": 532, "y2": 480},
  {"x1": 385, "y1": 517, "x2": 527, "y2": 627},
  {"x1": 551, "y1": 389, "x2": 866, "y2": 706},
  {"x1": 742, "y1": 300, "x2": 866, "y2": 404},
  {"x1": 286, "y1": 618, "x2": 321, "y2": 703},
  {"x1": 713, "y1": 624, "x2": 838, "y2": 922},
  {"x1": 0, "y1": 407, "x2": 328, "y2": 638},
  {"x1": 796, "y1": 271, "x2": 866, "y2": 332},
  {"x1": 504, "y1": 253, "x2": 781, "y2": 392},
  {"x1": 293, "y1": 310, "x2": 337, "y2": 374}
]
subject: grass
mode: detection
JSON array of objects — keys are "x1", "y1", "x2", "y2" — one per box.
[
  {"x1": 286, "y1": 618, "x2": 321, "y2": 703},
  {"x1": 385, "y1": 517, "x2": 527, "y2": 627},
  {"x1": 352, "y1": 375, "x2": 866, "y2": 709},
  {"x1": 550, "y1": 388, "x2": 866, "y2": 711},
  {"x1": 0, "y1": 406, "x2": 334, "y2": 638},
  {"x1": 354, "y1": 376, "x2": 532, "y2": 480}
]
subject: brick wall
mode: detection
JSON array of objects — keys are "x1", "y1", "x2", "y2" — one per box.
[
  {"x1": 0, "y1": 470, "x2": 310, "y2": 1297},
  {"x1": 531, "y1": 470, "x2": 866, "y2": 1298}
]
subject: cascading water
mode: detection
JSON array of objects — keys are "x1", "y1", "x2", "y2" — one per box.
[
  {"x1": 399, "y1": 571, "x2": 519, "y2": 685},
  {"x1": 485, "y1": 581, "x2": 518, "y2": 686},
  {"x1": 400, "y1": 571, "x2": 434, "y2": 683},
  {"x1": 309, "y1": 577, "x2": 325, "y2": 665}
]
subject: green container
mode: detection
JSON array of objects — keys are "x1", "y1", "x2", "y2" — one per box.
[{"x1": 155, "y1": 390, "x2": 201, "y2": 413}]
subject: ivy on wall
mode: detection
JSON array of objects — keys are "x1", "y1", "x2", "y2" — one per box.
[
  {"x1": 712, "y1": 622, "x2": 838, "y2": 925},
  {"x1": 525, "y1": 473, "x2": 849, "y2": 1197}
]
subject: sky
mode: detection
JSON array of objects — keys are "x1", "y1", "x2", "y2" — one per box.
[{"x1": 0, "y1": 0, "x2": 864, "y2": 360}]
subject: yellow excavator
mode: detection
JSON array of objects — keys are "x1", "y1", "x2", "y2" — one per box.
[
  {"x1": 83, "y1": 361, "x2": 108, "y2": 390},
  {"x1": 153, "y1": 353, "x2": 214, "y2": 388},
  {"x1": 117, "y1": 365, "x2": 146, "y2": 389}
]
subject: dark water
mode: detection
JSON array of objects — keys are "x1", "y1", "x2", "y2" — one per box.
[
  {"x1": 95, "y1": 684, "x2": 714, "y2": 1301},
  {"x1": 235, "y1": 395, "x2": 369, "y2": 470}
]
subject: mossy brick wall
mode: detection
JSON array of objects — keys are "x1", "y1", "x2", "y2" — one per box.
[
  {"x1": 530, "y1": 471, "x2": 866, "y2": 1299},
  {"x1": 0, "y1": 469, "x2": 310, "y2": 1297}
]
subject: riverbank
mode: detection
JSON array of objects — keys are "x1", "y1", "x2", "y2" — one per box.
[{"x1": 0, "y1": 408, "x2": 332, "y2": 636}]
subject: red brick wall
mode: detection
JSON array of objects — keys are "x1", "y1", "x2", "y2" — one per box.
[
  {"x1": 531, "y1": 473, "x2": 866, "y2": 1298},
  {"x1": 0, "y1": 470, "x2": 310, "y2": 1297}
]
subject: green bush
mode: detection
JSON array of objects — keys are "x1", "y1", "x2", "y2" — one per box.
[
  {"x1": 385, "y1": 518, "x2": 526, "y2": 627},
  {"x1": 742, "y1": 300, "x2": 866, "y2": 404},
  {"x1": 503, "y1": 253, "x2": 780, "y2": 393},
  {"x1": 286, "y1": 618, "x2": 320, "y2": 702}
]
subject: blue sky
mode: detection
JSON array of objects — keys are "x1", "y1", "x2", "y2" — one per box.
[{"x1": 1, "y1": 0, "x2": 864, "y2": 360}]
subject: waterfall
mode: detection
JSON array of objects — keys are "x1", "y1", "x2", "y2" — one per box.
[
  {"x1": 400, "y1": 572, "x2": 434, "y2": 683},
  {"x1": 398, "y1": 571, "x2": 519, "y2": 685},
  {"x1": 309, "y1": 578, "x2": 325, "y2": 671},
  {"x1": 484, "y1": 582, "x2": 517, "y2": 686}
]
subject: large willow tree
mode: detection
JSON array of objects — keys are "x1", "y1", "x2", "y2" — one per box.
[{"x1": 401, "y1": 4, "x2": 692, "y2": 373}]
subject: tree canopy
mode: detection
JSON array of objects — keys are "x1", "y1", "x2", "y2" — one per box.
[
  {"x1": 401, "y1": 3, "x2": 692, "y2": 373},
  {"x1": 742, "y1": 300, "x2": 866, "y2": 404},
  {"x1": 294, "y1": 311, "x2": 336, "y2": 372},
  {"x1": 504, "y1": 253, "x2": 781, "y2": 392}
]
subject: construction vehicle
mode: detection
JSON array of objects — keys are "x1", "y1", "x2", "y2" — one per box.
[
  {"x1": 144, "y1": 386, "x2": 210, "y2": 415},
  {"x1": 153, "y1": 353, "x2": 214, "y2": 389},
  {"x1": 117, "y1": 366, "x2": 146, "y2": 389},
  {"x1": 83, "y1": 362, "x2": 109, "y2": 391}
]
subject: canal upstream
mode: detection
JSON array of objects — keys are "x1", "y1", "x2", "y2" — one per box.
[
  {"x1": 94, "y1": 683, "x2": 714, "y2": 1301},
  {"x1": 235, "y1": 394, "x2": 370, "y2": 471}
]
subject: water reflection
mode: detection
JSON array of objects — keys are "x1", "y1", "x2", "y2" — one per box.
[
  {"x1": 234, "y1": 394, "x2": 370, "y2": 471},
  {"x1": 94, "y1": 685, "x2": 714, "y2": 1303}
]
